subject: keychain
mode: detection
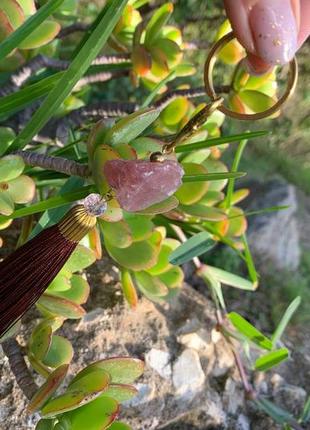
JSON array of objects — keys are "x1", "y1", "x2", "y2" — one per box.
[{"x1": 0, "y1": 32, "x2": 299, "y2": 340}]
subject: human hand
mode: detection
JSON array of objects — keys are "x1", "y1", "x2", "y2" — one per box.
[{"x1": 224, "y1": 0, "x2": 310, "y2": 73}]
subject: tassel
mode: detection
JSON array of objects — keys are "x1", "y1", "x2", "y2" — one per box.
[{"x1": 0, "y1": 194, "x2": 106, "y2": 339}]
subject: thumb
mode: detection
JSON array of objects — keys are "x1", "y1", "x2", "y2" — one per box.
[{"x1": 224, "y1": 0, "x2": 298, "y2": 70}]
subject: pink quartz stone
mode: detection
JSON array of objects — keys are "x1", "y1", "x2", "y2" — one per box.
[{"x1": 104, "y1": 159, "x2": 184, "y2": 212}]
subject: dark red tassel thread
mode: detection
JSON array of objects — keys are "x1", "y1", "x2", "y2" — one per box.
[{"x1": 0, "y1": 203, "x2": 98, "y2": 338}]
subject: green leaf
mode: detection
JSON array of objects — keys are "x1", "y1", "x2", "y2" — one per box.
[
  {"x1": 99, "y1": 220, "x2": 133, "y2": 249},
  {"x1": 0, "y1": 185, "x2": 94, "y2": 223},
  {"x1": 239, "y1": 90, "x2": 276, "y2": 113},
  {"x1": 0, "y1": 127, "x2": 15, "y2": 155},
  {"x1": 145, "y1": 3, "x2": 173, "y2": 46},
  {"x1": 38, "y1": 294, "x2": 86, "y2": 319},
  {"x1": 0, "y1": 0, "x2": 64, "y2": 60},
  {"x1": 271, "y1": 296, "x2": 301, "y2": 347},
  {"x1": 107, "y1": 107, "x2": 161, "y2": 146},
  {"x1": 175, "y1": 163, "x2": 209, "y2": 205},
  {"x1": 147, "y1": 239, "x2": 179, "y2": 276},
  {"x1": 18, "y1": 20, "x2": 60, "y2": 49},
  {"x1": 16, "y1": 0, "x2": 36, "y2": 16},
  {"x1": 63, "y1": 244, "x2": 96, "y2": 273},
  {"x1": 0, "y1": 192, "x2": 14, "y2": 216},
  {"x1": 105, "y1": 231, "x2": 161, "y2": 271},
  {"x1": 182, "y1": 171, "x2": 245, "y2": 183},
  {"x1": 137, "y1": 196, "x2": 179, "y2": 215},
  {"x1": 92, "y1": 144, "x2": 120, "y2": 195},
  {"x1": 71, "y1": 357, "x2": 144, "y2": 385},
  {"x1": 28, "y1": 364, "x2": 69, "y2": 413},
  {"x1": 108, "y1": 422, "x2": 132, "y2": 430},
  {"x1": 175, "y1": 131, "x2": 269, "y2": 153},
  {"x1": 41, "y1": 370, "x2": 111, "y2": 417},
  {"x1": 35, "y1": 419, "x2": 55, "y2": 430},
  {"x1": 205, "y1": 266, "x2": 255, "y2": 290},
  {"x1": 51, "y1": 275, "x2": 90, "y2": 305},
  {"x1": 9, "y1": 0, "x2": 129, "y2": 151},
  {"x1": 42, "y1": 335, "x2": 73, "y2": 368},
  {"x1": 255, "y1": 348, "x2": 289, "y2": 371},
  {"x1": 103, "y1": 384, "x2": 138, "y2": 403},
  {"x1": 135, "y1": 271, "x2": 168, "y2": 297},
  {"x1": 69, "y1": 369, "x2": 111, "y2": 392},
  {"x1": 255, "y1": 397, "x2": 294, "y2": 425},
  {"x1": 47, "y1": 272, "x2": 71, "y2": 293},
  {"x1": 158, "y1": 266, "x2": 184, "y2": 288},
  {"x1": 300, "y1": 396, "x2": 310, "y2": 424},
  {"x1": 198, "y1": 266, "x2": 226, "y2": 309},
  {"x1": 228, "y1": 312, "x2": 272, "y2": 350},
  {"x1": 60, "y1": 396, "x2": 119, "y2": 430},
  {"x1": 169, "y1": 232, "x2": 214, "y2": 265},
  {"x1": 123, "y1": 213, "x2": 153, "y2": 241},
  {"x1": 29, "y1": 324, "x2": 52, "y2": 361},
  {"x1": 7, "y1": 175, "x2": 35, "y2": 204},
  {"x1": 181, "y1": 204, "x2": 227, "y2": 221},
  {"x1": 120, "y1": 269, "x2": 138, "y2": 309},
  {"x1": 0, "y1": 155, "x2": 24, "y2": 181}
]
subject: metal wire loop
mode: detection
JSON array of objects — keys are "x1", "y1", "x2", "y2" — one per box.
[{"x1": 204, "y1": 32, "x2": 298, "y2": 121}]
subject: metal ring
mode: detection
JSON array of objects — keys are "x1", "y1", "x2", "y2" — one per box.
[{"x1": 204, "y1": 32, "x2": 298, "y2": 121}]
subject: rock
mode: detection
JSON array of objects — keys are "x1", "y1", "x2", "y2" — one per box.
[
  {"x1": 273, "y1": 383, "x2": 307, "y2": 416},
  {"x1": 125, "y1": 383, "x2": 156, "y2": 407},
  {"x1": 211, "y1": 334, "x2": 235, "y2": 378},
  {"x1": 236, "y1": 414, "x2": 250, "y2": 430},
  {"x1": 172, "y1": 349, "x2": 205, "y2": 399},
  {"x1": 223, "y1": 377, "x2": 244, "y2": 415},
  {"x1": 104, "y1": 159, "x2": 184, "y2": 211},
  {"x1": 241, "y1": 178, "x2": 300, "y2": 270},
  {"x1": 177, "y1": 328, "x2": 212, "y2": 353},
  {"x1": 79, "y1": 307, "x2": 105, "y2": 324},
  {"x1": 145, "y1": 348, "x2": 172, "y2": 380}
]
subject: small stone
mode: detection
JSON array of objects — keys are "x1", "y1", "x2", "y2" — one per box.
[
  {"x1": 124, "y1": 383, "x2": 155, "y2": 407},
  {"x1": 104, "y1": 159, "x2": 184, "y2": 212},
  {"x1": 145, "y1": 348, "x2": 172, "y2": 380},
  {"x1": 212, "y1": 338, "x2": 235, "y2": 377},
  {"x1": 223, "y1": 377, "x2": 244, "y2": 414},
  {"x1": 273, "y1": 383, "x2": 307, "y2": 416},
  {"x1": 80, "y1": 308, "x2": 105, "y2": 324},
  {"x1": 177, "y1": 328, "x2": 213, "y2": 353},
  {"x1": 236, "y1": 414, "x2": 250, "y2": 430},
  {"x1": 172, "y1": 349, "x2": 205, "y2": 398}
]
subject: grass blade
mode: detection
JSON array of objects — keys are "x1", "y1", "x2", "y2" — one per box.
[
  {"x1": 271, "y1": 296, "x2": 301, "y2": 347},
  {"x1": 255, "y1": 348, "x2": 289, "y2": 371},
  {"x1": 0, "y1": 73, "x2": 63, "y2": 119},
  {"x1": 169, "y1": 231, "x2": 215, "y2": 265},
  {"x1": 0, "y1": 0, "x2": 65, "y2": 60},
  {"x1": 183, "y1": 172, "x2": 246, "y2": 182},
  {"x1": 0, "y1": 185, "x2": 94, "y2": 222},
  {"x1": 10, "y1": 0, "x2": 129, "y2": 152},
  {"x1": 175, "y1": 130, "x2": 269, "y2": 153},
  {"x1": 224, "y1": 139, "x2": 248, "y2": 208},
  {"x1": 228, "y1": 312, "x2": 273, "y2": 350}
]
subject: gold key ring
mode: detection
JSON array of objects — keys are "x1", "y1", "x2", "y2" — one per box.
[{"x1": 204, "y1": 32, "x2": 298, "y2": 121}]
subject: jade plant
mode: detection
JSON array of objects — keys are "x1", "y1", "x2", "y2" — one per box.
[{"x1": 0, "y1": 1, "x2": 308, "y2": 430}]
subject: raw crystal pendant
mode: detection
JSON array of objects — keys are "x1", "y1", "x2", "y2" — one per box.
[{"x1": 104, "y1": 159, "x2": 184, "y2": 212}]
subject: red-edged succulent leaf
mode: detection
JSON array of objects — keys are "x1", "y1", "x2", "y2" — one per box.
[{"x1": 28, "y1": 364, "x2": 69, "y2": 414}]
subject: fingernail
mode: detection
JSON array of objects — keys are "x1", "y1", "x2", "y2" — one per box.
[{"x1": 249, "y1": 0, "x2": 298, "y2": 65}]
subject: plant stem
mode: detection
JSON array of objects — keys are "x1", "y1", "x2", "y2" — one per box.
[
  {"x1": 57, "y1": 22, "x2": 90, "y2": 38},
  {"x1": 0, "y1": 54, "x2": 131, "y2": 96},
  {"x1": 14, "y1": 150, "x2": 90, "y2": 177},
  {"x1": 2, "y1": 338, "x2": 38, "y2": 400}
]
